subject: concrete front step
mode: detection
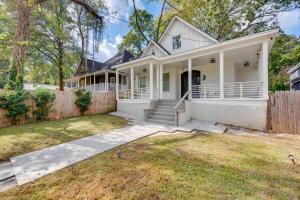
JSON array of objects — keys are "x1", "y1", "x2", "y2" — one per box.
[
  {"x1": 152, "y1": 111, "x2": 175, "y2": 117},
  {"x1": 157, "y1": 105, "x2": 175, "y2": 109},
  {"x1": 147, "y1": 118, "x2": 176, "y2": 125},
  {"x1": 154, "y1": 108, "x2": 174, "y2": 112},
  {"x1": 150, "y1": 115, "x2": 175, "y2": 121}
]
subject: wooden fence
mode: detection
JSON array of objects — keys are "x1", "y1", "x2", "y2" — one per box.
[
  {"x1": 267, "y1": 91, "x2": 300, "y2": 134},
  {"x1": 0, "y1": 90, "x2": 116, "y2": 128}
]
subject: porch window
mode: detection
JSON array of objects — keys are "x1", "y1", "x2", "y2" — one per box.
[
  {"x1": 163, "y1": 73, "x2": 170, "y2": 91},
  {"x1": 172, "y1": 35, "x2": 181, "y2": 50},
  {"x1": 139, "y1": 76, "x2": 146, "y2": 88},
  {"x1": 110, "y1": 77, "x2": 116, "y2": 83},
  {"x1": 122, "y1": 76, "x2": 127, "y2": 85}
]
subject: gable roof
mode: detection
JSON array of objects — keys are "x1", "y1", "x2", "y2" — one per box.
[
  {"x1": 75, "y1": 50, "x2": 135, "y2": 76},
  {"x1": 141, "y1": 40, "x2": 171, "y2": 57},
  {"x1": 104, "y1": 49, "x2": 135, "y2": 68},
  {"x1": 158, "y1": 16, "x2": 219, "y2": 44}
]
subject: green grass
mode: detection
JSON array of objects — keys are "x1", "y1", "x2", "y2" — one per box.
[
  {"x1": 0, "y1": 114, "x2": 127, "y2": 162},
  {"x1": 1, "y1": 132, "x2": 300, "y2": 199}
]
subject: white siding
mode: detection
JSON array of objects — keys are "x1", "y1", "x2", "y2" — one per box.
[
  {"x1": 142, "y1": 43, "x2": 167, "y2": 58},
  {"x1": 159, "y1": 19, "x2": 215, "y2": 54}
]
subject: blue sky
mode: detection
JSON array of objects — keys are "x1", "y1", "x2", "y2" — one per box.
[{"x1": 94, "y1": 0, "x2": 300, "y2": 62}]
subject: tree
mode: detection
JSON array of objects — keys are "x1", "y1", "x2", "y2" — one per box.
[
  {"x1": 118, "y1": 9, "x2": 155, "y2": 57},
  {"x1": 0, "y1": 2, "x2": 14, "y2": 88},
  {"x1": 269, "y1": 33, "x2": 300, "y2": 91},
  {"x1": 6, "y1": 0, "x2": 105, "y2": 90},
  {"x1": 161, "y1": 0, "x2": 300, "y2": 41},
  {"x1": 29, "y1": 0, "x2": 78, "y2": 91}
]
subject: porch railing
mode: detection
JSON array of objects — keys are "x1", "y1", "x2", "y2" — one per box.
[
  {"x1": 192, "y1": 81, "x2": 263, "y2": 99},
  {"x1": 192, "y1": 83, "x2": 220, "y2": 98},
  {"x1": 85, "y1": 83, "x2": 127, "y2": 92},
  {"x1": 118, "y1": 87, "x2": 159, "y2": 100}
]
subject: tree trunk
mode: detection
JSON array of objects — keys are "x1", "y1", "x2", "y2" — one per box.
[
  {"x1": 7, "y1": 0, "x2": 32, "y2": 89},
  {"x1": 58, "y1": 40, "x2": 64, "y2": 91}
]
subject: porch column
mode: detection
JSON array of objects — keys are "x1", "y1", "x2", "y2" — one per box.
[
  {"x1": 156, "y1": 65, "x2": 160, "y2": 98},
  {"x1": 262, "y1": 41, "x2": 269, "y2": 99},
  {"x1": 85, "y1": 76, "x2": 87, "y2": 87},
  {"x1": 188, "y1": 58, "x2": 192, "y2": 100},
  {"x1": 130, "y1": 67, "x2": 134, "y2": 100},
  {"x1": 150, "y1": 63, "x2": 154, "y2": 99},
  {"x1": 160, "y1": 64, "x2": 163, "y2": 99},
  {"x1": 219, "y1": 51, "x2": 224, "y2": 99},
  {"x1": 93, "y1": 74, "x2": 96, "y2": 91},
  {"x1": 116, "y1": 70, "x2": 119, "y2": 100},
  {"x1": 105, "y1": 70, "x2": 108, "y2": 91}
]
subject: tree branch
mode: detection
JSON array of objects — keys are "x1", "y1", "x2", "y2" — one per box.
[
  {"x1": 132, "y1": 0, "x2": 149, "y2": 43},
  {"x1": 155, "y1": 0, "x2": 166, "y2": 41}
]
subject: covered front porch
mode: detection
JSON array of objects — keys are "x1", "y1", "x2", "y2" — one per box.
[
  {"x1": 115, "y1": 41, "x2": 269, "y2": 101},
  {"x1": 65, "y1": 69, "x2": 128, "y2": 92}
]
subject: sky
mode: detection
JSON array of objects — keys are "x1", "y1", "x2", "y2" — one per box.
[{"x1": 93, "y1": 0, "x2": 300, "y2": 62}]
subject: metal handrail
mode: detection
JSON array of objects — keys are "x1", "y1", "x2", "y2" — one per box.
[{"x1": 174, "y1": 90, "x2": 190, "y2": 110}]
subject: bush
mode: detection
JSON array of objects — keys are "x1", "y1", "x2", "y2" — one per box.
[
  {"x1": 75, "y1": 88, "x2": 92, "y2": 115},
  {"x1": 0, "y1": 90, "x2": 29, "y2": 125},
  {"x1": 32, "y1": 88, "x2": 56, "y2": 121}
]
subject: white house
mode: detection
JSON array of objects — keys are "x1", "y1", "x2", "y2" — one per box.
[{"x1": 112, "y1": 16, "x2": 279, "y2": 130}]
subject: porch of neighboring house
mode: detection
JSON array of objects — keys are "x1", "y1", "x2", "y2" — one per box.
[
  {"x1": 114, "y1": 41, "x2": 269, "y2": 129},
  {"x1": 65, "y1": 69, "x2": 129, "y2": 92}
]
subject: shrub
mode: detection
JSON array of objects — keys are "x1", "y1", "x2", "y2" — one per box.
[
  {"x1": 0, "y1": 90, "x2": 29, "y2": 125},
  {"x1": 32, "y1": 88, "x2": 56, "y2": 121},
  {"x1": 75, "y1": 88, "x2": 92, "y2": 115}
]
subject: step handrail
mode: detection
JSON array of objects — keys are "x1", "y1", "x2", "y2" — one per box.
[{"x1": 173, "y1": 90, "x2": 191, "y2": 110}]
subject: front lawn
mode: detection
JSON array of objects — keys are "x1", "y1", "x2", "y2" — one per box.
[
  {"x1": 0, "y1": 114, "x2": 127, "y2": 162},
  {"x1": 2, "y1": 132, "x2": 300, "y2": 199}
]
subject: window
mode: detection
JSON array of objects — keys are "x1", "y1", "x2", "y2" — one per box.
[
  {"x1": 122, "y1": 76, "x2": 127, "y2": 85},
  {"x1": 110, "y1": 77, "x2": 116, "y2": 83},
  {"x1": 151, "y1": 48, "x2": 155, "y2": 56},
  {"x1": 163, "y1": 73, "x2": 170, "y2": 92},
  {"x1": 172, "y1": 35, "x2": 181, "y2": 50},
  {"x1": 139, "y1": 76, "x2": 146, "y2": 88}
]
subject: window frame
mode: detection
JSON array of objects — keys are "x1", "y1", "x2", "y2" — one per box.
[
  {"x1": 163, "y1": 73, "x2": 170, "y2": 92},
  {"x1": 172, "y1": 34, "x2": 181, "y2": 50}
]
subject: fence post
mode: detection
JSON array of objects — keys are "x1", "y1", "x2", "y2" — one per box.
[{"x1": 204, "y1": 85, "x2": 207, "y2": 99}]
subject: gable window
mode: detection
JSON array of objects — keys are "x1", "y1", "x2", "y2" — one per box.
[
  {"x1": 151, "y1": 48, "x2": 155, "y2": 56},
  {"x1": 172, "y1": 35, "x2": 181, "y2": 50},
  {"x1": 163, "y1": 73, "x2": 170, "y2": 92}
]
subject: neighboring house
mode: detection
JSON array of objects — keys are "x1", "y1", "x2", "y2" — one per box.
[
  {"x1": 110, "y1": 16, "x2": 279, "y2": 130},
  {"x1": 287, "y1": 62, "x2": 300, "y2": 90},
  {"x1": 64, "y1": 50, "x2": 135, "y2": 91}
]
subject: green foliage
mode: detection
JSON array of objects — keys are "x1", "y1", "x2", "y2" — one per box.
[
  {"x1": 118, "y1": 9, "x2": 155, "y2": 56},
  {"x1": 32, "y1": 88, "x2": 56, "y2": 121},
  {"x1": 0, "y1": 90, "x2": 29, "y2": 125},
  {"x1": 74, "y1": 88, "x2": 92, "y2": 115},
  {"x1": 269, "y1": 34, "x2": 300, "y2": 92},
  {"x1": 161, "y1": 0, "x2": 299, "y2": 40}
]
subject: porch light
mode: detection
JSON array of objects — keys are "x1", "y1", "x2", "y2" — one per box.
[
  {"x1": 210, "y1": 58, "x2": 216, "y2": 63},
  {"x1": 143, "y1": 68, "x2": 147, "y2": 73},
  {"x1": 202, "y1": 75, "x2": 206, "y2": 81},
  {"x1": 244, "y1": 61, "x2": 250, "y2": 67}
]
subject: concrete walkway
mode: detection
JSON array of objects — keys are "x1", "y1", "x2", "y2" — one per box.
[{"x1": 1, "y1": 113, "x2": 226, "y2": 192}]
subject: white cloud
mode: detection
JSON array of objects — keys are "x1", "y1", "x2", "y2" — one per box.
[
  {"x1": 278, "y1": 9, "x2": 300, "y2": 34},
  {"x1": 104, "y1": 0, "x2": 145, "y2": 23},
  {"x1": 115, "y1": 34, "x2": 123, "y2": 45},
  {"x1": 97, "y1": 35, "x2": 124, "y2": 62}
]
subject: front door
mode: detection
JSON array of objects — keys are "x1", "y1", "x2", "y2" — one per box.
[{"x1": 181, "y1": 70, "x2": 201, "y2": 98}]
